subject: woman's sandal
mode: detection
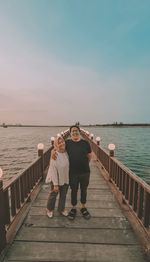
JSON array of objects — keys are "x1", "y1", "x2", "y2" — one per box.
[
  {"x1": 80, "y1": 208, "x2": 91, "y2": 219},
  {"x1": 60, "y1": 210, "x2": 68, "y2": 217},
  {"x1": 68, "y1": 208, "x2": 77, "y2": 220}
]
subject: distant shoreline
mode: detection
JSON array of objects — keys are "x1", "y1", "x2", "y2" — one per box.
[{"x1": 1, "y1": 124, "x2": 150, "y2": 128}]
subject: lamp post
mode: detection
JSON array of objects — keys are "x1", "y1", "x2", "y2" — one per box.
[
  {"x1": 37, "y1": 143, "x2": 44, "y2": 180},
  {"x1": 96, "y1": 136, "x2": 101, "y2": 146},
  {"x1": 86, "y1": 131, "x2": 90, "y2": 137},
  {"x1": 108, "y1": 143, "x2": 116, "y2": 181},
  {"x1": 95, "y1": 137, "x2": 101, "y2": 160},
  {"x1": 90, "y1": 133, "x2": 94, "y2": 140},
  {"x1": 0, "y1": 168, "x2": 6, "y2": 252},
  {"x1": 108, "y1": 143, "x2": 115, "y2": 157},
  {"x1": 0, "y1": 168, "x2": 2, "y2": 179},
  {"x1": 50, "y1": 136, "x2": 55, "y2": 146},
  {"x1": 37, "y1": 143, "x2": 44, "y2": 157}
]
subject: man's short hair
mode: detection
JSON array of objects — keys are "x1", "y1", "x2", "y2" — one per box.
[{"x1": 69, "y1": 125, "x2": 80, "y2": 133}]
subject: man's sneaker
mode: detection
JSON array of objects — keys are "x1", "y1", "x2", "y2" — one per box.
[
  {"x1": 68, "y1": 208, "x2": 77, "y2": 220},
  {"x1": 46, "y1": 210, "x2": 53, "y2": 218},
  {"x1": 80, "y1": 208, "x2": 91, "y2": 220}
]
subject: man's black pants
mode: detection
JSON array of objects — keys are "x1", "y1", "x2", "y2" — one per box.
[{"x1": 69, "y1": 172, "x2": 90, "y2": 206}]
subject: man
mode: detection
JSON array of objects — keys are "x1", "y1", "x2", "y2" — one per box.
[{"x1": 66, "y1": 125, "x2": 92, "y2": 220}]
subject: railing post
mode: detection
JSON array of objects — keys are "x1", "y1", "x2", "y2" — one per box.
[
  {"x1": 143, "y1": 191, "x2": 150, "y2": 227},
  {"x1": 108, "y1": 143, "x2": 115, "y2": 157},
  {"x1": 95, "y1": 137, "x2": 101, "y2": 160},
  {"x1": 108, "y1": 144, "x2": 115, "y2": 181},
  {"x1": 86, "y1": 131, "x2": 90, "y2": 137},
  {"x1": 96, "y1": 136, "x2": 100, "y2": 146},
  {"x1": 50, "y1": 136, "x2": 55, "y2": 147},
  {"x1": 37, "y1": 143, "x2": 44, "y2": 180},
  {"x1": 90, "y1": 133, "x2": 94, "y2": 140},
  {"x1": 0, "y1": 169, "x2": 6, "y2": 253},
  {"x1": 61, "y1": 132, "x2": 64, "y2": 137}
]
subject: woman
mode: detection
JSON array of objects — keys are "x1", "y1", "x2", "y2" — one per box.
[{"x1": 45, "y1": 136, "x2": 69, "y2": 218}]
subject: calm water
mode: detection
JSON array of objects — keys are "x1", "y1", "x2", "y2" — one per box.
[{"x1": 0, "y1": 126, "x2": 150, "y2": 185}]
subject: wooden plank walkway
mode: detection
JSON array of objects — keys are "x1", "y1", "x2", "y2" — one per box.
[{"x1": 3, "y1": 158, "x2": 148, "y2": 262}]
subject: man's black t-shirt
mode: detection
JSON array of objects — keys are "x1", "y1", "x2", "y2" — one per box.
[{"x1": 65, "y1": 139, "x2": 91, "y2": 175}]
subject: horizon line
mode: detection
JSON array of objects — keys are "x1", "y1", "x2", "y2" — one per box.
[{"x1": 1, "y1": 123, "x2": 150, "y2": 128}]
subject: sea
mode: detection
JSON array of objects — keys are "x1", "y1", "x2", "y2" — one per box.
[{"x1": 0, "y1": 126, "x2": 150, "y2": 185}]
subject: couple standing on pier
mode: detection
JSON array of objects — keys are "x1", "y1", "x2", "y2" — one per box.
[{"x1": 45, "y1": 125, "x2": 92, "y2": 220}]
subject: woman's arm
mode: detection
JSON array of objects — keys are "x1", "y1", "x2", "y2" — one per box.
[
  {"x1": 45, "y1": 160, "x2": 58, "y2": 185},
  {"x1": 87, "y1": 152, "x2": 92, "y2": 161}
]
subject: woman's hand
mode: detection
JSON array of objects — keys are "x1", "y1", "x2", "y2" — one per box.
[
  {"x1": 53, "y1": 185, "x2": 59, "y2": 192},
  {"x1": 51, "y1": 149, "x2": 58, "y2": 160}
]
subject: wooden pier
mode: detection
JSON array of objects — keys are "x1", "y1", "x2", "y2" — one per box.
[
  {"x1": 1, "y1": 156, "x2": 148, "y2": 261},
  {"x1": 0, "y1": 130, "x2": 150, "y2": 261}
]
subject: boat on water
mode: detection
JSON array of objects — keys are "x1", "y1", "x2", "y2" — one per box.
[{"x1": 2, "y1": 123, "x2": 8, "y2": 128}]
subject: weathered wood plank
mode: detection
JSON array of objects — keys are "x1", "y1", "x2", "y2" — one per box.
[
  {"x1": 43, "y1": 184, "x2": 109, "y2": 191},
  {"x1": 84, "y1": 184, "x2": 109, "y2": 189},
  {"x1": 5, "y1": 242, "x2": 146, "y2": 262},
  {"x1": 15, "y1": 227, "x2": 138, "y2": 244},
  {"x1": 28, "y1": 206, "x2": 125, "y2": 217},
  {"x1": 32, "y1": 199, "x2": 119, "y2": 208},
  {"x1": 25, "y1": 215, "x2": 131, "y2": 229},
  {"x1": 37, "y1": 192, "x2": 115, "y2": 201},
  {"x1": 41, "y1": 186, "x2": 112, "y2": 192}
]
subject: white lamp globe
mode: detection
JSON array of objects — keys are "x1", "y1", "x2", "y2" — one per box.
[
  {"x1": 0, "y1": 168, "x2": 3, "y2": 178},
  {"x1": 37, "y1": 143, "x2": 44, "y2": 150},
  {"x1": 108, "y1": 143, "x2": 116, "y2": 151},
  {"x1": 90, "y1": 134, "x2": 94, "y2": 140},
  {"x1": 96, "y1": 136, "x2": 101, "y2": 142}
]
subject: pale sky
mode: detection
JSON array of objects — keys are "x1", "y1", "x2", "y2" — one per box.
[{"x1": 0, "y1": 0, "x2": 150, "y2": 125}]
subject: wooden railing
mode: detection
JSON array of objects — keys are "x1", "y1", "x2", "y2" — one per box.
[
  {"x1": 0, "y1": 129, "x2": 70, "y2": 254},
  {"x1": 81, "y1": 129, "x2": 150, "y2": 230},
  {"x1": 0, "y1": 146, "x2": 52, "y2": 254}
]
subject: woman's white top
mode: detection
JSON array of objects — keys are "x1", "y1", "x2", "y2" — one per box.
[{"x1": 45, "y1": 151, "x2": 69, "y2": 186}]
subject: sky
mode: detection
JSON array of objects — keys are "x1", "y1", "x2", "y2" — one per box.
[{"x1": 0, "y1": 0, "x2": 150, "y2": 125}]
